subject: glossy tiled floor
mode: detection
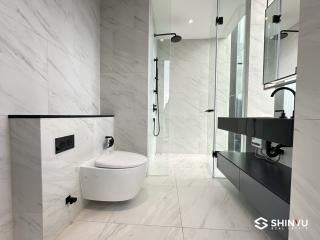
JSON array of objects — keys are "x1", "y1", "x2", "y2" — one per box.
[{"x1": 57, "y1": 154, "x2": 269, "y2": 240}]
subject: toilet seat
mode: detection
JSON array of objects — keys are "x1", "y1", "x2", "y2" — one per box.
[{"x1": 95, "y1": 151, "x2": 147, "y2": 169}]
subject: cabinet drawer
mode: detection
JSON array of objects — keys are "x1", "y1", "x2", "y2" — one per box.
[
  {"x1": 217, "y1": 154, "x2": 240, "y2": 189},
  {"x1": 240, "y1": 171, "x2": 289, "y2": 239}
]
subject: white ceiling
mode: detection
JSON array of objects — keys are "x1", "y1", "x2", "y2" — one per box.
[{"x1": 151, "y1": 0, "x2": 246, "y2": 39}]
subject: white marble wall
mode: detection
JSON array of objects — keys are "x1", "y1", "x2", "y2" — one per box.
[
  {"x1": 0, "y1": 0, "x2": 100, "y2": 115},
  {"x1": 215, "y1": 36, "x2": 232, "y2": 152},
  {"x1": 41, "y1": 117, "x2": 113, "y2": 240},
  {"x1": 246, "y1": 0, "x2": 274, "y2": 117},
  {"x1": 100, "y1": 0, "x2": 150, "y2": 156},
  {"x1": 0, "y1": 1, "x2": 101, "y2": 239},
  {"x1": 10, "y1": 117, "x2": 114, "y2": 240},
  {"x1": 0, "y1": 117, "x2": 13, "y2": 240},
  {"x1": 289, "y1": 0, "x2": 320, "y2": 239},
  {"x1": 156, "y1": 38, "x2": 231, "y2": 154},
  {"x1": 10, "y1": 119, "x2": 43, "y2": 240},
  {"x1": 156, "y1": 39, "x2": 211, "y2": 154}
]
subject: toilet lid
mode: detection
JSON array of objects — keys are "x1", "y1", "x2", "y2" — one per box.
[{"x1": 95, "y1": 151, "x2": 147, "y2": 169}]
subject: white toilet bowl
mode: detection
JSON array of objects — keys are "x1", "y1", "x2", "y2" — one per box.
[{"x1": 80, "y1": 151, "x2": 147, "y2": 202}]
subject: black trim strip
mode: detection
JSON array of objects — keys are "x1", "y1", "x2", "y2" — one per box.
[{"x1": 8, "y1": 115, "x2": 114, "y2": 119}]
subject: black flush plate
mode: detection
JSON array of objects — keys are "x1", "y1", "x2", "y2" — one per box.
[{"x1": 55, "y1": 135, "x2": 74, "y2": 154}]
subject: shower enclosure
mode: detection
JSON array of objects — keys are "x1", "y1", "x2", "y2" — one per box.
[{"x1": 149, "y1": 0, "x2": 248, "y2": 177}]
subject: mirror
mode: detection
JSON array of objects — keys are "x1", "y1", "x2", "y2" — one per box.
[{"x1": 263, "y1": 0, "x2": 300, "y2": 88}]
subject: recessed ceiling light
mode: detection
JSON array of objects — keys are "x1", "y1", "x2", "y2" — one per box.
[
  {"x1": 160, "y1": 38, "x2": 164, "y2": 42},
  {"x1": 188, "y1": 19, "x2": 193, "y2": 24}
]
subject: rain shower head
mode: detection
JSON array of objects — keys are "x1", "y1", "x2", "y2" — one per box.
[
  {"x1": 270, "y1": 30, "x2": 299, "y2": 40},
  {"x1": 154, "y1": 33, "x2": 182, "y2": 43},
  {"x1": 171, "y1": 34, "x2": 182, "y2": 43}
]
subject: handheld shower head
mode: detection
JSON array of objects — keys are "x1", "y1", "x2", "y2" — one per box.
[{"x1": 154, "y1": 33, "x2": 182, "y2": 43}]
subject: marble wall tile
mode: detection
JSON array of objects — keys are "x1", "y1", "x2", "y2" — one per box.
[
  {"x1": 289, "y1": 120, "x2": 320, "y2": 239},
  {"x1": 156, "y1": 39, "x2": 212, "y2": 154},
  {"x1": 289, "y1": 1, "x2": 320, "y2": 239},
  {"x1": 10, "y1": 119, "x2": 43, "y2": 240},
  {"x1": 294, "y1": 0, "x2": 320, "y2": 120},
  {"x1": 72, "y1": 0, "x2": 100, "y2": 67},
  {"x1": 215, "y1": 36, "x2": 232, "y2": 152},
  {"x1": 48, "y1": 44, "x2": 100, "y2": 115},
  {"x1": 100, "y1": 0, "x2": 149, "y2": 156},
  {"x1": 40, "y1": 117, "x2": 114, "y2": 240},
  {"x1": 0, "y1": 0, "x2": 101, "y2": 239},
  {"x1": 101, "y1": 72, "x2": 148, "y2": 155},
  {"x1": 40, "y1": 118, "x2": 94, "y2": 240},
  {"x1": 0, "y1": 0, "x2": 100, "y2": 66},
  {"x1": 0, "y1": 13, "x2": 48, "y2": 115},
  {"x1": 101, "y1": 24, "x2": 149, "y2": 75},
  {"x1": 155, "y1": 38, "x2": 232, "y2": 154},
  {"x1": 101, "y1": 0, "x2": 149, "y2": 34},
  {"x1": 0, "y1": 117, "x2": 13, "y2": 240},
  {"x1": 0, "y1": 0, "x2": 101, "y2": 116}
]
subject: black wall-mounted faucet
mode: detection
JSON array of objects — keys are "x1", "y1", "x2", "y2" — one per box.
[{"x1": 271, "y1": 87, "x2": 296, "y2": 118}]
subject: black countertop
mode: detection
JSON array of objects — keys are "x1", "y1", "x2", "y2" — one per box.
[
  {"x1": 9, "y1": 115, "x2": 114, "y2": 118},
  {"x1": 218, "y1": 117, "x2": 294, "y2": 146},
  {"x1": 218, "y1": 151, "x2": 291, "y2": 203}
]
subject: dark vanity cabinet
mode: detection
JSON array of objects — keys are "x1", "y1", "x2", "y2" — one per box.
[
  {"x1": 217, "y1": 118, "x2": 293, "y2": 239},
  {"x1": 217, "y1": 152, "x2": 290, "y2": 239}
]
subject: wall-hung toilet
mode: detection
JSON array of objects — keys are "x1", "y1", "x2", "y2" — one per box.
[{"x1": 80, "y1": 150, "x2": 147, "y2": 202}]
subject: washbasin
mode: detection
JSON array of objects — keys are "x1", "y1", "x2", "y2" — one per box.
[{"x1": 218, "y1": 117, "x2": 294, "y2": 146}]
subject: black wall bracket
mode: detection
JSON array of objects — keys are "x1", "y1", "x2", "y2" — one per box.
[
  {"x1": 213, "y1": 151, "x2": 220, "y2": 158},
  {"x1": 216, "y1": 17, "x2": 224, "y2": 25},
  {"x1": 65, "y1": 195, "x2": 77, "y2": 205},
  {"x1": 272, "y1": 15, "x2": 281, "y2": 23}
]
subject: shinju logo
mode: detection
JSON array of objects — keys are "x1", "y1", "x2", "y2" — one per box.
[
  {"x1": 254, "y1": 217, "x2": 268, "y2": 230},
  {"x1": 254, "y1": 217, "x2": 309, "y2": 230}
]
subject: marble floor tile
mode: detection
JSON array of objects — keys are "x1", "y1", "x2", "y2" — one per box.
[
  {"x1": 172, "y1": 154, "x2": 213, "y2": 187},
  {"x1": 75, "y1": 201, "x2": 114, "y2": 223},
  {"x1": 147, "y1": 158, "x2": 173, "y2": 176},
  {"x1": 76, "y1": 178, "x2": 181, "y2": 227},
  {"x1": 56, "y1": 221, "x2": 106, "y2": 240},
  {"x1": 99, "y1": 224, "x2": 183, "y2": 240},
  {"x1": 178, "y1": 178, "x2": 258, "y2": 230},
  {"x1": 108, "y1": 184, "x2": 181, "y2": 227},
  {"x1": 144, "y1": 176, "x2": 176, "y2": 187},
  {"x1": 183, "y1": 228, "x2": 269, "y2": 240},
  {"x1": 68, "y1": 154, "x2": 268, "y2": 240},
  {"x1": 0, "y1": 221, "x2": 13, "y2": 240}
]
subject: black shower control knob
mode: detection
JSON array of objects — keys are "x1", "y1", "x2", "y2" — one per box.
[{"x1": 153, "y1": 104, "x2": 158, "y2": 112}]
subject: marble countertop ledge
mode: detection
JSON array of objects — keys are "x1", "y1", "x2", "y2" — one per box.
[{"x1": 8, "y1": 115, "x2": 115, "y2": 118}]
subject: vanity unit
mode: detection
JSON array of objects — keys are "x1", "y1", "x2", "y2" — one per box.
[{"x1": 217, "y1": 117, "x2": 293, "y2": 239}]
